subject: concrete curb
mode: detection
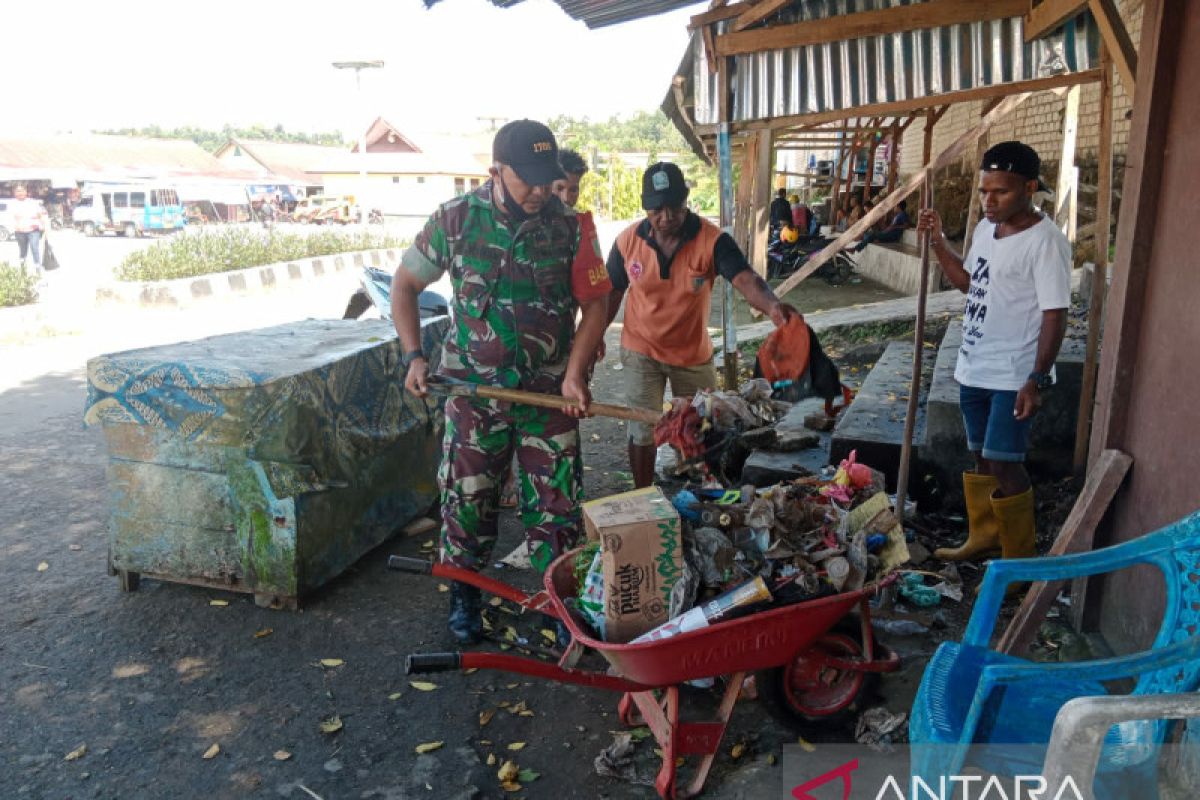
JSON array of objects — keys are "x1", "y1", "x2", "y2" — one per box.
[{"x1": 94, "y1": 247, "x2": 401, "y2": 308}]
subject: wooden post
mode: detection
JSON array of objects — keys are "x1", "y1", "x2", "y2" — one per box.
[
  {"x1": 829, "y1": 127, "x2": 848, "y2": 226},
  {"x1": 895, "y1": 176, "x2": 933, "y2": 524},
  {"x1": 752, "y1": 129, "x2": 773, "y2": 277},
  {"x1": 1055, "y1": 85, "x2": 1081, "y2": 241},
  {"x1": 962, "y1": 101, "x2": 997, "y2": 257},
  {"x1": 862, "y1": 127, "x2": 880, "y2": 204},
  {"x1": 1073, "y1": 45, "x2": 1115, "y2": 474},
  {"x1": 887, "y1": 120, "x2": 900, "y2": 194}
]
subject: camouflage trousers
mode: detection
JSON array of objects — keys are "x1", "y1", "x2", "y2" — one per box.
[{"x1": 439, "y1": 395, "x2": 582, "y2": 573}]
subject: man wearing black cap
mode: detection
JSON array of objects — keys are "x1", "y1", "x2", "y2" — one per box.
[
  {"x1": 917, "y1": 140, "x2": 1071, "y2": 585},
  {"x1": 605, "y1": 161, "x2": 800, "y2": 488},
  {"x1": 391, "y1": 119, "x2": 612, "y2": 644}
]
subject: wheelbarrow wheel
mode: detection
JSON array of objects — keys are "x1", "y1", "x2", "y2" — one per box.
[{"x1": 754, "y1": 618, "x2": 878, "y2": 734}]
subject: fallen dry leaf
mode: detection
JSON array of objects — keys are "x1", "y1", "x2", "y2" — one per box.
[
  {"x1": 437, "y1": 584, "x2": 449, "y2": 593},
  {"x1": 479, "y1": 709, "x2": 496, "y2": 727},
  {"x1": 409, "y1": 681, "x2": 437, "y2": 692},
  {"x1": 388, "y1": 692, "x2": 403, "y2": 701},
  {"x1": 797, "y1": 736, "x2": 815, "y2": 753},
  {"x1": 486, "y1": 753, "x2": 497, "y2": 766},
  {"x1": 273, "y1": 750, "x2": 292, "y2": 761},
  {"x1": 505, "y1": 683, "x2": 520, "y2": 690},
  {"x1": 63, "y1": 744, "x2": 86, "y2": 761},
  {"x1": 497, "y1": 760, "x2": 519, "y2": 782},
  {"x1": 540, "y1": 628, "x2": 558, "y2": 644},
  {"x1": 319, "y1": 658, "x2": 344, "y2": 668},
  {"x1": 37, "y1": 562, "x2": 49, "y2": 572},
  {"x1": 463, "y1": 668, "x2": 478, "y2": 675},
  {"x1": 489, "y1": 596, "x2": 504, "y2": 607},
  {"x1": 421, "y1": 540, "x2": 434, "y2": 549},
  {"x1": 501, "y1": 781, "x2": 522, "y2": 793},
  {"x1": 498, "y1": 701, "x2": 511, "y2": 709},
  {"x1": 209, "y1": 599, "x2": 229, "y2": 607},
  {"x1": 202, "y1": 743, "x2": 220, "y2": 759},
  {"x1": 319, "y1": 716, "x2": 343, "y2": 734},
  {"x1": 767, "y1": 753, "x2": 777, "y2": 766},
  {"x1": 69, "y1": 544, "x2": 82, "y2": 551},
  {"x1": 507, "y1": 742, "x2": 526, "y2": 751},
  {"x1": 415, "y1": 741, "x2": 443, "y2": 754},
  {"x1": 254, "y1": 628, "x2": 273, "y2": 639},
  {"x1": 507, "y1": 701, "x2": 527, "y2": 714},
  {"x1": 730, "y1": 743, "x2": 746, "y2": 760},
  {"x1": 518, "y1": 710, "x2": 534, "y2": 717}
]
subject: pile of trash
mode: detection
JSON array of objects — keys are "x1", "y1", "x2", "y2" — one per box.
[
  {"x1": 653, "y1": 379, "x2": 790, "y2": 477},
  {"x1": 567, "y1": 449, "x2": 911, "y2": 645}
]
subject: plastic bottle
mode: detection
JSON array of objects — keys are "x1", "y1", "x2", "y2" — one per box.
[{"x1": 631, "y1": 577, "x2": 772, "y2": 644}]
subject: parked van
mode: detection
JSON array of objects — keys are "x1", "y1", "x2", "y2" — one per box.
[{"x1": 74, "y1": 184, "x2": 186, "y2": 237}]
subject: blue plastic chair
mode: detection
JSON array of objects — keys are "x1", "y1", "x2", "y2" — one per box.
[{"x1": 910, "y1": 509, "x2": 1200, "y2": 797}]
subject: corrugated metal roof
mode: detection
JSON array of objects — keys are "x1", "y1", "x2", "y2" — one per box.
[
  {"x1": 0, "y1": 135, "x2": 259, "y2": 182},
  {"x1": 422, "y1": 0, "x2": 704, "y2": 28},
  {"x1": 689, "y1": 0, "x2": 1099, "y2": 125},
  {"x1": 218, "y1": 138, "x2": 346, "y2": 185},
  {"x1": 308, "y1": 151, "x2": 489, "y2": 177}
]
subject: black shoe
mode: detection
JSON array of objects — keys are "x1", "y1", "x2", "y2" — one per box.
[{"x1": 448, "y1": 584, "x2": 482, "y2": 645}]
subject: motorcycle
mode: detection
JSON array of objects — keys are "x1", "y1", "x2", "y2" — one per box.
[
  {"x1": 343, "y1": 266, "x2": 449, "y2": 322},
  {"x1": 367, "y1": 208, "x2": 385, "y2": 225},
  {"x1": 767, "y1": 229, "x2": 856, "y2": 286}
]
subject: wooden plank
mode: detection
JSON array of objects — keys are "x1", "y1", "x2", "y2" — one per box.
[
  {"x1": 1088, "y1": 0, "x2": 1175, "y2": 465},
  {"x1": 1074, "y1": 47, "x2": 1114, "y2": 474},
  {"x1": 715, "y1": 0, "x2": 1027, "y2": 57},
  {"x1": 702, "y1": 24, "x2": 719, "y2": 75},
  {"x1": 733, "y1": 0, "x2": 792, "y2": 31},
  {"x1": 1055, "y1": 85, "x2": 1081, "y2": 241},
  {"x1": 996, "y1": 449, "x2": 1132, "y2": 654},
  {"x1": 962, "y1": 105, "x2": 992, "y2": 257},
  {"x1": 689, "y1": 1, "x2": 750, "y2": 28},
  {"x1": 1088, "y1": 0, "x2": 1138, "y2": 101},
  {"x1": 772, "y1": 92, "x2": 1035, "y2": 299},
  {"x1": 744, "y1": 69, "x2": 1100, "y2": 132},
  {"x1": 1025, "y1": 0, "x2": 1088, "y2": 40}
]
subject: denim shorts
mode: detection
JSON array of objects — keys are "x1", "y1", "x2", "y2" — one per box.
[{"x1": 959, "y1": 384, "x2": 1033, "y2": 462}]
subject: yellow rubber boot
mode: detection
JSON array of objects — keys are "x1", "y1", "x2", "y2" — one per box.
[
  {"x1": 991, "y1": 488, "x2": 1036, "y2": 560},
  {"x1": 934, "y1": 472, "x2": 1001, "y2": 561}
]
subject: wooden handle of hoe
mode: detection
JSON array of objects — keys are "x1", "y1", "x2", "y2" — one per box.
[{"x1": 469, "y1": 385, "x2": 661, "y2": 425}]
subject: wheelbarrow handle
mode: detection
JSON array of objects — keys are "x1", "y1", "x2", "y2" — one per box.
[
  {"x1": 387, "y1": 556, "x2": 433, "y2": 574},
  {"x1": 407, "y1": 653, "x2": 462, "y2": 674}
]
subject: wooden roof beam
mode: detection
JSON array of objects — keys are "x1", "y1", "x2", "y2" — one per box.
[
  {"x1": 714, "y1": 0, "x2": 1027, "y2": 58},
  {"x1": 733, "y1": 68, "x2": 1101, "y2": 133},
  {"x1": 1024, "y1": 0, "x2": 1088, "y2": 40},
  {"x1": 732, "y1": 0, "x2": 792, "y2": 32},
  {"x1": 689, "y1": 1, "x2": 752, "y2": 29},
  {"x1": 1088, "y1": 0, "x2": 1137, "y2": 101}
]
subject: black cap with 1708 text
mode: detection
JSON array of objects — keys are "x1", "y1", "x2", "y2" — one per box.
[{"x1": 492, "y1": 120, "x2": 564, "y2": 186}]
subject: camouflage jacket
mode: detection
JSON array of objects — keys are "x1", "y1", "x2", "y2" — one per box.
[{"x1": 402, "y1": 181, "x2": 582, "y2": 392}]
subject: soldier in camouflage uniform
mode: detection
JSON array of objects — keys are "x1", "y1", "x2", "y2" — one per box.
[{"x1": 391, "y1": 120, "x2": 611, "y2": 644}]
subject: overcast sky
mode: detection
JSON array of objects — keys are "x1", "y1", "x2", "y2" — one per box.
[{"x1": 3, "y1": 0, "x2": 700, "y2": 138}]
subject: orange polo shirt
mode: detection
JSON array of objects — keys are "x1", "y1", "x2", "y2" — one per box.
[{"x1": 607, "y1": 213, "x2": 750, "y2": 367}]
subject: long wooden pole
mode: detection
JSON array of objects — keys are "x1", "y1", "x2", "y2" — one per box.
[
  {"x1": 1073, "y1": 45, "x2": 1115, "y2": 473},
  {"x1": 894, "y1": 119, "x2": 939, "y2": 523},
  {"x1": 717, "y1": 56, "x2": 739, "y2": 390}
]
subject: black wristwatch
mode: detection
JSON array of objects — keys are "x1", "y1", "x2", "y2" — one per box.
[
  {"x1": 1028, "y1": 371, "x2": 1053, "y2": 391},
  {"x1": 402, "y1": 349, "x2": 426, "y2": 368}
]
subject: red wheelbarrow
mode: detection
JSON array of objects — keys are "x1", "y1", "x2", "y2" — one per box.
[{"x1": 391, "y1": 549, "x2": 900, "y2": 799}]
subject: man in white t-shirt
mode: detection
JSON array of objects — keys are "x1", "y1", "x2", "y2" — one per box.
[{"x1": 917, "y1": 141, "x2": 1071, "y2": 582}]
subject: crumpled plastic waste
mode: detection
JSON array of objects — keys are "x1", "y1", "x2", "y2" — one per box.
[
  {"x1": 669, "y1": 558, "x2": 700, "y2": 618},
  {"x1": 593, "y1": 732, "x2": 654, "y2": 786},
  {"x1": 653, "y1": 398, "x2": 707, "y2": 460},
  {"x1": 855, "y1": 706, "x2": 909, "y2": 751},
  {"x1": 576, "y1": 549, "x2": 607, "y2": 639},
  {"x1": 898, "y1": 572, "x2": 941, "y2": 607},
  {"x1": 686, "y1": 527, "x2": 738, "y2": 587},
  {"x1": 671, "y1": 489, "x2": 702, "y2": 522}
]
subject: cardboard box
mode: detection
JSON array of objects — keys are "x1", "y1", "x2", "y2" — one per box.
[{"x1": 582, "y1": 487, "x2": 684, "y2": 643}]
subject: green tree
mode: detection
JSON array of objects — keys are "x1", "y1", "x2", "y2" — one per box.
[
  {"x1": 97, "y1": 124, "x2": 345, "y2": 153},
  {"x1": 548, "y1": 111, "x2": 718, "y2": 219}
]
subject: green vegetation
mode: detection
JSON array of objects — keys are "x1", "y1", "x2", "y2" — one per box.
[
  {"x1": 97, "y1": 123, "x2": 344, "y2": 153},
  {"x1": 548, "y1": 111, "x2": 718, "y2": 218},
  {"x1": 116, "y1": 227, "x2": 407, "y2": 282},
  {"x1": 0, "y1": 262, "x2": 39, "y2": 308}
]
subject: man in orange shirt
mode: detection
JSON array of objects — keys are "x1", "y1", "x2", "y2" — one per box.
[{"x1": 605, "y1": 162, "x2": 800, "y2": 487}]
